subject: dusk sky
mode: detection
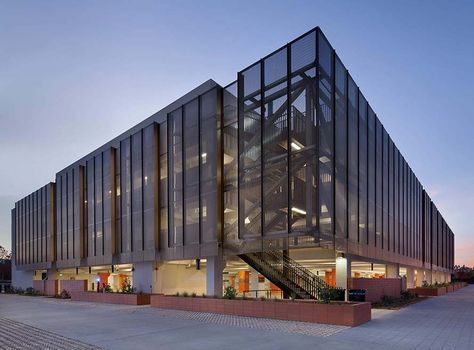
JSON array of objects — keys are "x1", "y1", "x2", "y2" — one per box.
[{"x1": 1, "y1": 1, "x2": 473, "y2": 265}]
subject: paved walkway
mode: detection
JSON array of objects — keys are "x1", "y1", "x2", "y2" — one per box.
[
  {"x1": 333, "y1": 285, "x2": 474, "y2": 349},
  {"x1": 0, "y1": 317, "x2": 98, "y2": 350},
  {"x1": 0, "y1": 286, "x2": 473, "y2": 349}
]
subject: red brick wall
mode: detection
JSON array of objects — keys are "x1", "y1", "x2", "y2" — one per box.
[
  {"x1": 60, "y1": 280, "x2": 87, "y2": 293},
  {"x1": 44, "y1": 280, "x2": 58, "y2": 296},
  {"x1": 33, "y1": 280, "x2": 44, "y2": 293},
  {"x1": 34, "y1": 280, "x2": 58, "y2": 296},
  {"x1": 70, "y1": 291, "x2": 150, "y2": 305},
  {"x1": 348, "y1": 278, "x2": 403, "y2": 302}
]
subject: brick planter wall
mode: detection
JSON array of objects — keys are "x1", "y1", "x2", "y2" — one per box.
[
  {"x1": 33, "y1": 280, "x2": 58, "y2": 296},
  {"x1": 70, "y1": 291, "x2": 150, "y2": 305},
  {"x1": 33, "y1": 280, "x2": 44, "y2": 294},
  {"x1": 445, "y1": 285, "x2": 454, "y2": 293},
  {"x1": 408, "y1": 287, "x2": 446, "y2": 297},
  {"x1": 60, "y1": 280, "x2": 87, "y2": 294},
  {"x1": 348, "y1": 278, "x2": 403, "y2": 302},
  {"x1": 150, "y1": 295, "x2": 371, "y2": 327}
]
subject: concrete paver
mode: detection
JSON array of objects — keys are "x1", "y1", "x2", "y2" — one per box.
[{"x1": 0, "y1": 317, "x2": 99, "y2": 350}]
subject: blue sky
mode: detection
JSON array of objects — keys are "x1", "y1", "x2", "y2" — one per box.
[{"x1": 1, "y1": 0, "x2": 473, "y2": 265}]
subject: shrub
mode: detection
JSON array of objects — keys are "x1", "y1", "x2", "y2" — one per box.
[
  {"x1": 59, "y1": 289, "x2": 71, "y2": 299},
  {"x1": 380, "y1": 295, "x2": 395, "y2": 306},
  {"x1": 4, "y1": 285, "x2": 17, "y2": 294},
  {"x1": 400, "y1": 291, "x2": 415, "y2": 301},
  {"x1": 121, "y1": 278, "x2": 135, "y2": 294},
  {"x1": 98, "y1": 283, "x2": 113, "y2": 293},
  {"x1": 24, "y1": 287, "x2": 42, "y2": 296},
  {"x1": 191, "y1": 292, "x2": 197, "y2": 298},
  {"x1": 182, "y1": 292, "x2": 189, "y2": 297},
  {"x1": 223, "y1": 286, "x2": 237, "y2": 300},
  {"x1": 319, "y1": 287, "x2": 345, "y2": 304},
  {"x1": 201, "y1": 293, "x2": 207, "y2": 298}
]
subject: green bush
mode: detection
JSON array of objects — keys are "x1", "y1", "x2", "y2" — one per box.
[
  {"x1": 400, "y1": 291, "x2": 415, "y2": 301},
  {"x1": 380, "y1": 295, "x2": 395, "y2": 306},
  {"x1": 4, "y1": 285, "x2": 16, "y2": 294},
  {"x1": 121, "y1": 278, "x2": 135, "y2": 294},
  {"x1": 223, "y1": 286, "x2": 237, "y2": 300},
  {"x1": 319, "y1": 287, "x2": 345, "y2": 304},
  {"x1": 59, "y1": 289, "x2": 71, "y2": 299},
  {"x1": 24, "y1": 287, "x2": 42, "y2": 296}
]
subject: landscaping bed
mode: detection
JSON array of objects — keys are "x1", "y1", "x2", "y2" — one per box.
[
  {"x1": 372, "y1": 292, "x2": 427, "y2": 310},
  {"x1": 150, "y1": 295, "x2": 371, "y2": 326},
  {"x1": 408, "y1": 282, "x2": 466, "y2": 297},
  {"x1": 70, "y1": 291, "x2": 151, "y2": 305},
  {"x1": 408, "y1": 287, "x2": 446, "y2": 297}
]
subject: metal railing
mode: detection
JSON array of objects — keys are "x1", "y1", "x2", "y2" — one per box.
[{"x1": 241, "y1": 289, "x2": 284, "y2": 299}]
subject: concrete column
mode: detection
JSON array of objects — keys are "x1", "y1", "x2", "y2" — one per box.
[
  {"x1": 424, "y1": 269, "x2": 432, "y2": 284},
  {"x1": 47, "y1": 269, "x2": 60, "y2": 280},
  {"x1": 415, "y1": 270, "x2": 422, "y2": 287},
  {"x1": 335, "y1": 256, "x2": 351, "y2": 301},
  {"x1": 249, "y1": 268, "x2": 259, "y2": 295},
  {"x1": 133, "y1": 261, "x2": 159, "y2": 293},
  {"x1": 206, "y1": 255, "x2": 224, "y2": 297},
  {"x1": 386, "y1": 263, "x2": 400, "y2": 278},
  {"x1": 11, "y1": 262, "x2": 33, "y2": 289},
  {"x1": 406, "y1": 267, "x2": 415, "y2": 288},
  {"x1": 441, "y1": 272, "x2": 447, "y2": 283}
]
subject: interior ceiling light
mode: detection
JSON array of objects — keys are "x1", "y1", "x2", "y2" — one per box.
[
  {"x1": 319, "y1": 156, "x2": 330, "y2": 163},
  {"x1": 291, "y1": 207, "x2": 306, "y2": 215},
  {"x1": 291, "y1": 142, "x2": 302, "y2": 151}
]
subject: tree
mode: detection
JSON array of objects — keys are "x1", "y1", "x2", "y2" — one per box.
[{"x1": 0, "y1": 246, "x2": 11, "y2": 260}]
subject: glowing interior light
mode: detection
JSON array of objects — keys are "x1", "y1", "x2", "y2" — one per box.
[
  {"x1": 245, "y1": 217, "x2": 251, "y2": 224},
  {"x1": 291, "y1": 142, "x2": 302, "y2": 151},
  {"x1": 291, "y1": 207, "x2": 306, "y2": 215}
]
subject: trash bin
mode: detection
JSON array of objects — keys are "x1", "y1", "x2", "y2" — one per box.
[{"x1": 349, "y1": 289, "x2": 366, "y2": 302}]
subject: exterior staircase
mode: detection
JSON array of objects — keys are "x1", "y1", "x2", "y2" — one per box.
[{"x1": 239, "y1": 250, "x2": 342, "y2": 300}]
